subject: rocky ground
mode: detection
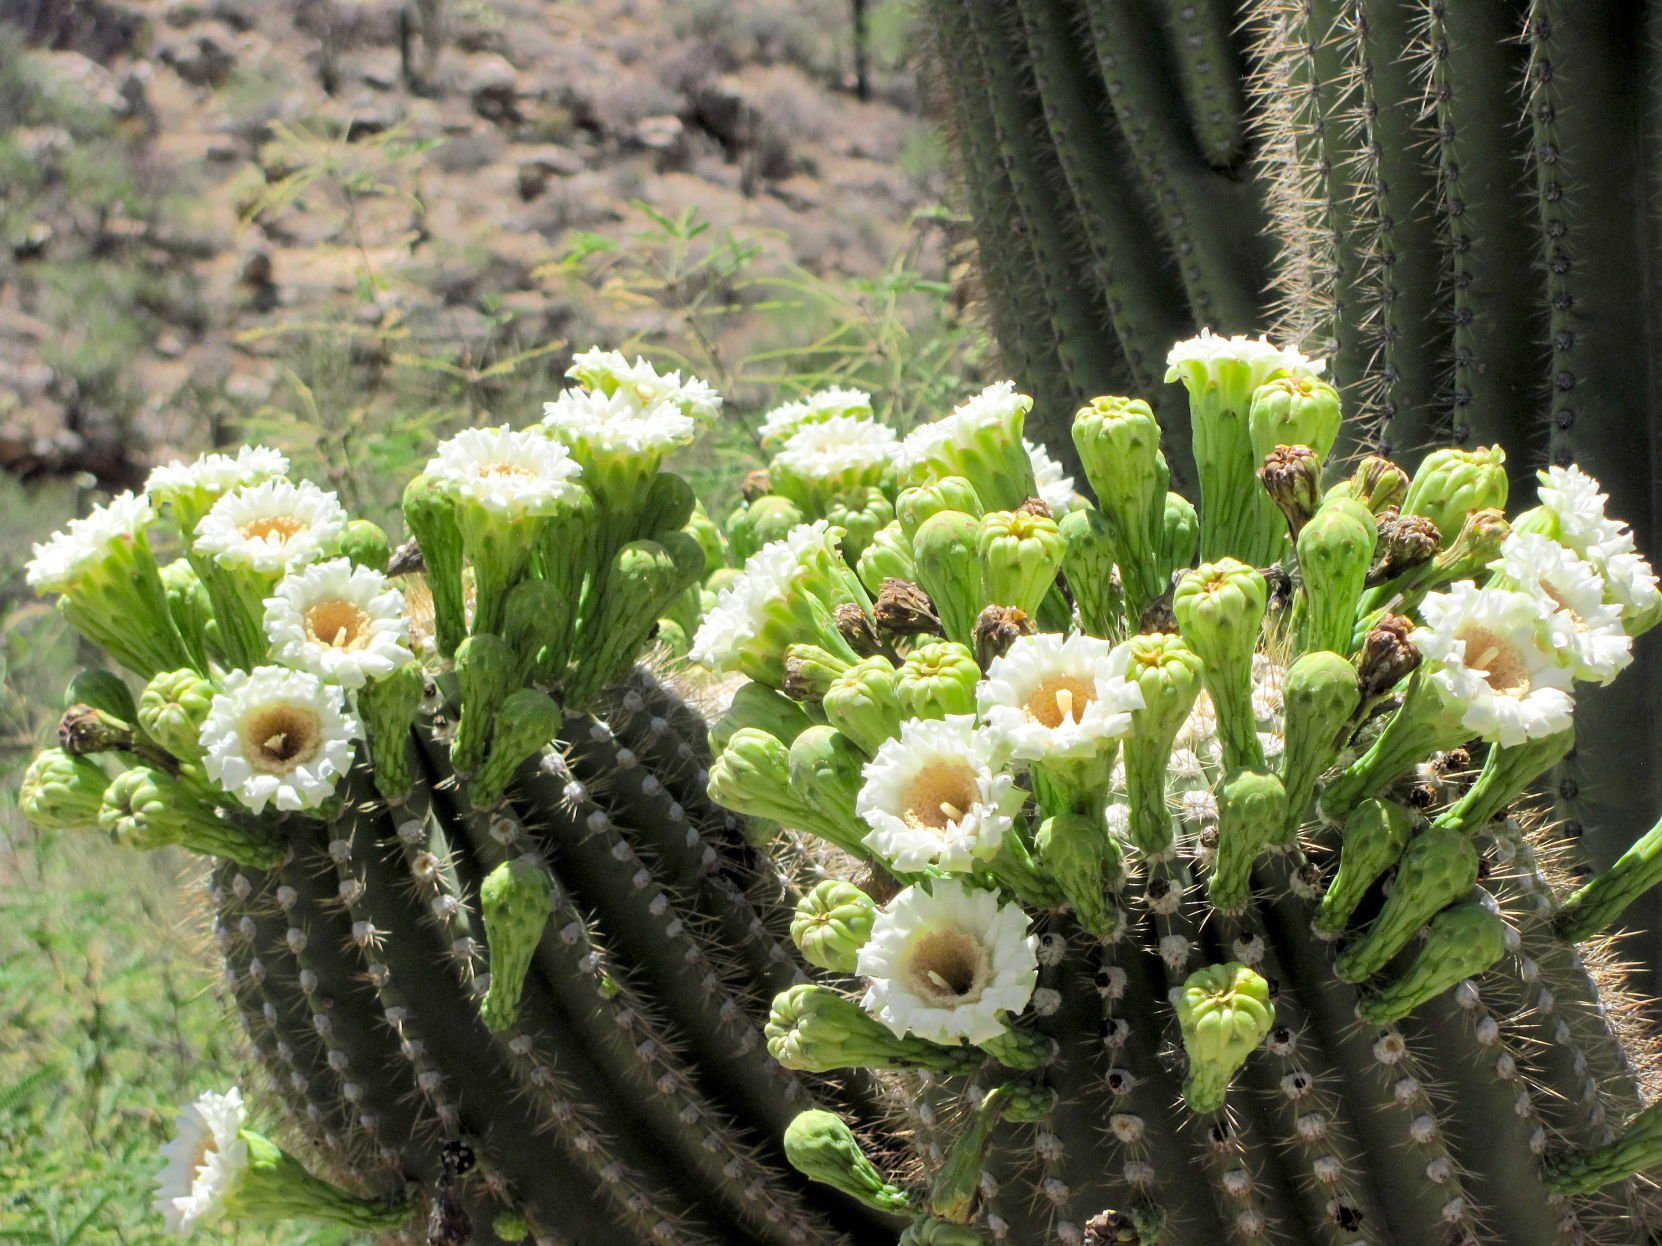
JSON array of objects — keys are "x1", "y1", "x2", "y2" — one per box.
[{"x1": 0, "y1": 0, "x2": 946, "y2": 487}]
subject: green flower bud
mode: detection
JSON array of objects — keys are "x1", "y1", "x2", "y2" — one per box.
[
  {"x1": 784, "y1": 1110, "x2": 912, "y2": 1215},
  {"x1": 531, "y1": 488, "x2": 600, "y2": 623},
  {"x1": 401, "y1": 474, "x2": 467, "y2": 658},
  {"x1": 1248, "y1": 375, "x2": 1341, "y2": 464},
  {"x1": 765, "y1": 984, "x2": 978, "y2": 1074},
  {"x1": 1434, "y1": 729, "x2": 1575, "y2": 836},
  {"x1": 1035, "y1": 812, "x2": 1120, "y2": 938},
  {"x1": 1318, "y1": 670, "x2": 1469, "y2": 821},
  {"x1": 1173, "y1": 560, "x2": 1268, "y2": 771},
  {"x1": 897, "y1": 477, "x2": 984, "y2": 543},
  {"x1": 1278, "y1": 650, "x2": 1361, "y2": 836},
  {"x1": 452, "y1": 632, "x2": 520, "y2": 773},
  {"x1": 1157, "y1": 491, "x2": 1199, "y2": 584},
  {"x1": 100, "y1": 766, "x2": 282, "y2": 867},
  {"x1": 138, "y1": 668, "x2": 216, "y2": 763},
  {"x1": 636, "y1": 471, "x2": 697, "y2": 540},
  {"x1": 357, "y1": 661, "x2": 425, "y2": 804},
  {"x1": 1057, "y1": 506, "x2": 1124, "y2": 638},
  {"x1": 1400, "y1": 445, "x2": 1509, "y2": 543},
  {"x1": 822, "y1": 657, "x2": 904, "y2": 756},
  {"x1": 898, "y1": 1216, "x2": 988, "y2": 1246},
  {"x1": 711, "y1": 682, "x2": 815, "y2": 754},
  {"x1": 706, "y1": 566, "x2": 742, "y2": 596},
  {"x1": 566, "y1": 533, "x2": 704, "y2": 704},
  {"x1": 684, "y1": 500, "x2": 725, "y2": 572},
  {"x1": 1070, "y1": 397, "x2": 1166, "y2": 608},
  {"x1": 1175, "y1": 962, "x2": 1275, "y2": 1114},
  {"x1": 976, "y1": 508, "x2": 1064, "y2": 620},
  {"x1": 782, "y1": 642, "x2": 855, "y2": 703},
  {"x1": 1296, "y1": 496, "x2": 1377, "y2": 656},
  {"x1": 339, "y1": 519, "x2": 392, "y2": 573},
  {"x1": 1120, "y1": 634, "x2": 1205, "y2": 855},
  {"x1": 1335, "y1": 827, "x2": 1479, "y2": 983},
  {"x1": 894, "y1": 641, "x2": 981, "y2": 721},
  {"x1": 1208, "y1": 769, "x2": 1287, "y2": 915},
  {"x1": 1356, "y1": 901, "x2": 1506, "y2": 1024},
  {"x1": 1348, "y1": 455, "x2": 1410, "y2": 515},
  {"x1": 856, "y1": 521, "x2": 918, "y2": 595},
  {"x1": 913, "y1": 510, "x2": 986, "y2": 647},
  {"x1": 1313, "y1": 798, "x2": 1414, "y2": 937},
  {"x1": 1547, "y1": 1099, "x2": 1662, "y2": 1197},
  {"x1": 788, "y1": 725, "x2": 873, "y2": 859},
  {"x1": 926, "y1": 1084, "x2": 1012, "y2": 1223},
  {"x1": 728, "y1": 495, "x2": 806, "y2": 565},
  {"x1": 480, "y1": 855, "x2": 556, "y2": 1032},
  {"x1": 709, "y1": 729, "x2": 865, "y2": 855},
  {"x1": 976, "y1": 1026, "x2": 1057, "y2": 1071},
  {"x1": 159, "y1": 558, "x2": 214, "y2": 673},
  {"x1": 65, "y1": 669, "x2": 138, "y2": 722},
  {"x1": 492, "y1": 1212, "x2": 531, "y2": 1242},
  {"x1": 654, "y1": 616, "x2": 687, "y2": 654},
  {"x1": 826, "y1": 487, "x2": 895, "y2": 563},
  {"x1": 791, "y1": 880, "x2": 877, "y2": 974},
  {"x1": 19, "y1": 748, "x2": 110, "y2": 829},
  {"x1": 504, "y1": 579, "x2": 575, "y2": 689},
  {"x1": 472, "y1": 689, "x2": 563, "y2": 808}
]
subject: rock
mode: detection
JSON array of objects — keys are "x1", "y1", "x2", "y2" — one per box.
[
  {"x1": 37, "y1": 51, "x2": 126, "y2": 116},
  {"x1": 631, "y1": 114, "x2": 687, "y2": 169},
  {"x1": 464, "y1": 54, "x2": 521, "y2": 125},
  {"x1": 514, "y1": 144, "x2": 584, "y2": 199},
  {"x1": 159, "y1": 30, "x2": 236, "y2": 88}
]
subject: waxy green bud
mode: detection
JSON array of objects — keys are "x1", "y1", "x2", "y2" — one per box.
[
  {"x1": 1258, "y1": 444, "x2": 1322, "y2": 541},
  {"x1": 1557, "y1": 813, "x2": 1662, "y2": 943},
  {"x1": 788, "y1": 726, "x2": 872, "y2": 859},
  {"x1": 912, "y1": 510, "x2": 986, "y2": 647},
  {"x1": 977, "y1": 1026, "x2": 1057, "y2": 1071},
  {"x1": 1357, "y1": 901, "x2": 1506, "y2": 1024},
  {"x1": 1296, "y1": 495, "x2": 1376, "y2": 655},
  {"x1": 1036, "y1": 812, "x2": 1120, "y2": 937},
  {"x1": 451, "y1": 632, "x2": 520, "y2": 773},
  {"x1": 857, "y1": 522, "x2": 919, "y2": 596},
  {"x1": 898, "y1": 1216, "x2": 988, "y2": 1246},
  {"x1": 1434, "y1": 729, "x2": 1575, "y2": 836},
  {"x1": 1547, "y1": 1099, "x2": 1662, "y2": 1196},
  {"x1": 1208, "y1": 769, "x2": 1287, "y2": 915},
  {"x1": 1057, "y1": 506, "x2": 1124, "y2": 637},
  {"x1": 201, "y1": 1122, "x2": 415, "y2": 1231},
  {"x1": 637, "y1": 470, "x2": 697, "y2": 539},
  {"x1": 766, "y1": 984, "x2": 979, "y2": 1074},
  {"x1": 1070, "y1": 397, "x2": 1165, "y2": 607},
  {"x1": 100, "y1": 766, "x2": 283, "y2": 867},
  {"x1": 728, "y1": 495, "x2": 807, "y2": 565},
  {"x1": 784, "y1": 1109, "x2": 912, "y2": 1215},
  {"x1": 712, "y1": 682, "x2": 814, "y2": 754},
  {"x1": 927, "y1": 1084, "x2": 1014, "y2": 1223},
  {"x1": 1157, "y1": 491, "x2": 1199, "y2": 584},
  {"x1": 1335, "y1": 827, "x2": 1479, "y2": 983},
  {"x1": 822, "y1": 657, "x2": 903, "y2": 756},
  {"x1": 826, "y1": 487, "x2": 894, "y2": 562},
  {"x1": 138, "y1": 668, "x2": 216, "y2": 763},
  {"x1": 1248, "y1": 376, "x2": 1341, "y2": 464},
  {"x1": 1314, "y1": 798, "x2": 1414, "y2": 936},
  {"x1": 1348, "y1": 455, "x2": 1410, "y2": 515},
  {"x1": 897, "y1": 477, "x2": 984, "y2": 542},
  {"x1": 339, "y1": 519, "x2": 392, "y2": 573},
  {"x1": 492, "y1": 1212, "x2": 531, "y2": 1242},
  {"x1": 1278, "y1": 650, "x2": 1361, "y2": 836},
  {"x1": 790, "y1": 881, "x2": 877, "y2": 974},
  {"x1": 357, "y1": 661, "x2": 425, "y2": 803},
  {"x1": 567, "y1": 533, "x2": 705, "y2": 704},
  {"x1": 783, "y1": 642, "x2": 856, "y2": 704},
  {"x1": 479, "y1": 856, "x2": 555, "y2": 1032},
  {"x1": 401, "y1": 474, "x2": 466, "y2": 658},
  {"x1": 684, "y1": 499, "x2": 724, "y2": 572},
  {"x1": 1319, "y1": 670, "x2": 1468, "y2": 821},
  {"x1": 1173, "y1": 560, "x2": 1268, "y2": 771},
  {"x1": 504, "y1": 579, "x2": 575, "y2": 688},
  {"x1": 472, "y1": 689, "x2": 563, "y2": 808},
  {"x1": 709, "y1": 728, "x2": 817, "y2": 840},
  {"x1": 895, "y1": 641, "x2": 980, "y2": 721},
  {"x1": 18, "y1": 747, "x2": 110, "y2": 830},
  {"x1": 1175, "y1": 962, "x2": 1275, "y2": 1114},
  {"x1": 978, "y1": 508, "x2": 1064, "y2": 619},
  {"x1": 1401, "y1": 445, "x2": 1508, "y2": 543},
  {"x1": 158, "y1": 558, "x2": 214, "y2": 673},
  {"x1": 1120, "y1": 633, "x2": 1204, "y2": 855}
]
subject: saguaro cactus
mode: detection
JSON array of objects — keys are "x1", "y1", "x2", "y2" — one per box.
[{"x1": 701, "y1": 338, "x2": 1662, "y2": 1244}]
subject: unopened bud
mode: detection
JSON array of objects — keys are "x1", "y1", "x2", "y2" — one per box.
[{"x1": 1350, "y1": 456, "x2": 1410, "y2": 515}]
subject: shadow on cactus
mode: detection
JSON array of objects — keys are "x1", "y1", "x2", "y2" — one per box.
[
  {"x1": 696, "y1": 331, "x2": 1662, "y2": 1245},
  {"x1": 15, "y1": 350, "x2": 894, "y2": 1245}
]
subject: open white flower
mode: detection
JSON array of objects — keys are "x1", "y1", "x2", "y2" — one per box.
[
  {"x1": 1025, "y1": 438, "x2": 1077, "y2": 515},
  {"x1": 758, "y1": 386, "x2": 874, "y2": 448},
  {"x1": 858, "y1": 880, "x2": 1037, "y2": 1045},
  {"x1": 202, "y1": 666, "x2": 362, "y2": 813},
  {"x1": 978, "y1": 632, "x2": 1145, "y2": 762},
  {"x1": 193, "y1": 480, "x2": 348, "y2": 575},
  {"x1": 857, "y1": 716, "x2": 1022, "y2": 872},
  {"x1": 771, "y1": 415, "x2": 898, "y2": 491},
  {"x1": 1534, "y1": 465, "x2": 1662, "y2": 619},
  {"x1": 154, "y1": 1087, "x2": 249, "y2": 1234},
  {"x1": 897, "y1": 381, "x2": 1031, "y2": 476},
  {"x1": 542, "y1": 386, "x2": 697, "y2": 456},
  {"x1": 566, "y1": 348, "x2": 722, "y2": 423},
  {"x1": 1413, "y1": 582, "x2": 1575, "y2": 747},
  {"x1": 424, "y1": 426, "x2": 584, "y2": 519},
  {"x1": 1492, "y1": 532, "x2": 1632, "y2": 684},
  {"x1": 689, "y1": 539, "x2": 805, "y2": 673},
  {"x1": 1163, "y1": 329, "x2": 1325, "y2": 387},
  {"x1": 147, "y1": 446, "x2": 289, "y2": 508},
  {"x1": 26, "y1": 490, "x2": 153, "y2": 593},
  {"x1": 265, "y1": 558, "x2": 413, "y2": 688}
]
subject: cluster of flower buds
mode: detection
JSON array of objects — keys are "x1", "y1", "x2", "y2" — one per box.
[{"x1": 697, "y1": 331, "x2": 1662, "y2": 1240}]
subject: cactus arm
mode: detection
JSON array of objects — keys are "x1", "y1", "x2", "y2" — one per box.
[
  {"x1": 1555, "y1": 811, "x2": 1662, "y2": 941},
  {"x1": 1159, "y1": 0, "x2": 1246, "y2": 170}
]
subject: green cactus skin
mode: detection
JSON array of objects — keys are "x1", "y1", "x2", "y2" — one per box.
[
  {"x1": 1356, "y1": 901, "x2": 1507, "y2": 1025},
  {"x1": 784, "y1": 1110, "x2": 913, "y2": 1216},
  {"x1": 479, "y1": 856, "x2": 556, "y2": 1033},
  {"x1": 1334, "y1": 827, "x2": 1479, "y2": 984},
  {"x1": 1312, "y1": 798, "x2": 1414, "y2": 938},
  {"x1": 1277, "y1": 649, "x2": 1360, "y2": 837},
  {"x1": 1207, "y1": 768, "x2": 1286, "y2": 916}
]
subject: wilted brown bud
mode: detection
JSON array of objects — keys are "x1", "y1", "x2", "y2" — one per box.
[
  {"x1": 741, "y1": 469, "x2": 772, "y2": 503},
  {"x1": 780, "y1": 644, "x2": 848, "y2": 704},
  {"x1": 1356, "y1": 613, "x2": 1421, "y2": 702},
  {"x1": 1434, "y1": 507, "x2": 1509, "y2": 580},
  {"x1": 1016, "y1": 495, "x2": 1053, "y2": 520},
  {"x1": 1138, "y1": 589, "x2": 1178, "y2": 635},
  {"x1": 973, "y1": 604, "x2": 1033, "y2": 669},
  {"x1": 59, "y1": 703, "x2": 136, "y2": 757},
  {"x1": 872, "y1": 578, "x2": 941, "y2": 638},
  {"x1": 833, "y1": 603, "x2": 882, "y2": 658},
  {"x1": 1084, "y1": 1210, "x2": 1146, "y2": 1246},
  {"x1": 1259, "y1": 444, "x2": 1321, "y2": 539},
  {"x1": 1350, "y1": 455, "x2": 1410, "y2": 515},
  {"x1": 386, "y1": 537, "x2": 426, "y2": 577},
  {"x1": 1367, "y1": 508, "x2": 1441, "y2": 585}
]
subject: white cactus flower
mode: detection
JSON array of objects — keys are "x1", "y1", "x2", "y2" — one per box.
[
  {"x1": 541, "y1": 386, "x2": 697, "y2": 456},
  {"x1": 25, "y1": 490, "x2": 153, "y2": 593},
  {"x1": 193, "y1": 479, "x2": 349, "y2": 575},
  {"x1": 423, "y1": 426, "x2": 584, "y2": 519},
  {"x1": 979, "y1": 633, "x2": 1145, "y2": 763},
  {"x1": 154, "y1": 1087, "x2": 249, "y2": 1234},
  {"x1": 264, "y1": 558, "x2": 413, "y2": 689},
  {"x1": 770, "y1": 415, "x2": 898, "y2": 491},
  {"x1": 147, "y1": 446, "x2": 289, "y2": 508},
  {"x1": 566, "y1": 348, "x2": 722, "y2": 423},
  {"x1": 758, "y1": 386, "x2": 874, "y2": 448},
  {"x1": 1163, "y1": 329, "x2": 1325, "y2": 387},
  {"x1": 1025, "y1": 438, "x2": 1078, "y2": 516},
  {"x1": 202, "y1": 666, "x2": 362, "y2": 813},
  {"x1": 1492, "y1": 532, "x2": 1632, "y2": 684}
]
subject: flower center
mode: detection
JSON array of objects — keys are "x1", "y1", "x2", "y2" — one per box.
[
  {"x1": 1541, "y1": 583, "x2": 1591, "y2": 633},
  {"x1": 242, "y1": 704, "x2": 322, "y2": 773},
  {"x1": 906, "y1": 927, "x2": 990, "y2": 1005},
  {"x1": 304, "y1": 599, "x2": 372, "y2": 651},
  {"x1": 1456, "y1": 625, "x2": 1532, "y2": 697},
  {"x1": 902, "y1": 761, "x2": 980, "y2": 831},
  {"x1": 1024, "y1": 675, "x2": 1094, "y2": 728},
  {"x1": 480, "y1": 462, "x2": 532, "y2": 479},
  {"x1": 188, "y1": 1128, "x2": 220, "y2": 1178},
  {"x1": 240, "y1": 515, "x2": 304, "y2": 544}
]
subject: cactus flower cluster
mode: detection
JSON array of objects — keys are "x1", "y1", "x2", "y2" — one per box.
[{"x1": 699, "y1": 333, "x2": 1662, "y2": 1245}]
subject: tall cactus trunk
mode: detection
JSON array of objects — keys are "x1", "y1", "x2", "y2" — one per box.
[{"x1": 919, "y1": 0, "x2": 1662, "y2": 981}]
